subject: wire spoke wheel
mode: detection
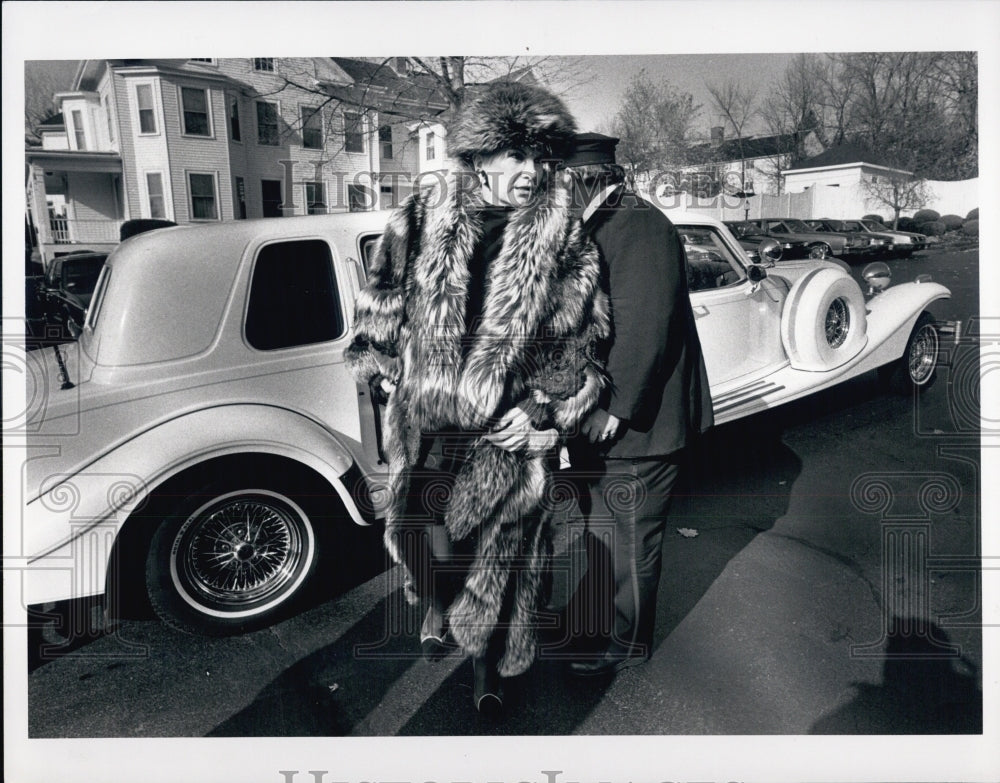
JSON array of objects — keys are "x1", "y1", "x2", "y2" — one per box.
[
  {"x1": 148, "y1": 486, "x2": 317, "y2": 634},
  {"x1": 825, "y1": 297, "x2": 851, "y2": 349},
  {"x1": 175, "y1": 496, "x2": 303, "y2": 608},
  {"x1": 907, "y1": 321, "x2": 939, "y2": 385}
]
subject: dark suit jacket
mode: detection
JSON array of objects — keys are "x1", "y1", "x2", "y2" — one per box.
[{"x1": 585, "y1": 187, "x2": 714, "y2": 458}]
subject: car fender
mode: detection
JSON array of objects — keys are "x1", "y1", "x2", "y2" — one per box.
[
  {"x1": 852, "y1": 281, "x2": 951, "y2": 371},
  {"x1": 24, "y1": 403, "x2": 373, "y2": 566}
]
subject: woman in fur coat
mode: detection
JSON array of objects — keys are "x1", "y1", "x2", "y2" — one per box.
[{"x1": 345, "y1": 81, "x2": 609, "y2": 715}]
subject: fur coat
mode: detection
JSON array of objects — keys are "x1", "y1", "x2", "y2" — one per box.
[{"x1": 345, "y1": 171, "x2": 609, "y2": 676}]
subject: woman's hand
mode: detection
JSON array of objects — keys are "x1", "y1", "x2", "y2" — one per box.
[{"x1": 483, "y1": 407, "x2": 558, "y2": 454}]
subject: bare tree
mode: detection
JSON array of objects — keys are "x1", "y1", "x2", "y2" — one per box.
[
  {"x1": 861, "y1": 173, "x2": 933, "y2": 229},
  {"x1": 758, "y1": 54, "x2": 826, "y2": 193},
  {"x1": 261, "y1": 56, "x2": 588, "y2": 158},
  {"x1": 612, "y1": 69, "x2": 701, "y2": 188},
  {"x1": 705, "y1": 78, "x2": 758, "y2": 191},
  {"x1": 25, "y1": 61, "x2": 77, "y2": 144}
]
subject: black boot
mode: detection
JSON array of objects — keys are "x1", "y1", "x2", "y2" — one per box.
[
  {"x1": 420, "y1": 601, "x2": 453, "y2": 662},
  {"x1": 472, "y1": 655, "x2": 502, "y2": 718}
]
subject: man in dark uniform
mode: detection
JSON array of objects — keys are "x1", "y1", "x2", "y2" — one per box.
[{"x1": 563, "y1": 133, "x2": 714, "y2": 676}]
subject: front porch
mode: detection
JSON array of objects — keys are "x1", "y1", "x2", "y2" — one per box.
[{"x1": 26, "y1": 149, "x2": 126, "y2": 266}]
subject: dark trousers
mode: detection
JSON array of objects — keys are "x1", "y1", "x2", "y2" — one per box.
[{"x1": 578, "y1": 454, "x2": 683, "y2": 657}]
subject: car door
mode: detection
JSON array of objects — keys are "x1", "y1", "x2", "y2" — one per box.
[{"x1": 676, "y1": 223, "x2": 788, "y2": 390}]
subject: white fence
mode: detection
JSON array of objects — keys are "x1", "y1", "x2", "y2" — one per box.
[{"x1": 652, "y1": 177, "x2": 978, "y2": 223}]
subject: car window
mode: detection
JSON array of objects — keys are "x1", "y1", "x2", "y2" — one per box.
[
  {"x1": 676, "y1": 225, "x2": 747, "y2": 293},
  {"x1": 841, "y1": 221, "x2": 863, "y2": 231},
  {"x1": 245, "y1": 239, "x2": 345, "y2": 350}
]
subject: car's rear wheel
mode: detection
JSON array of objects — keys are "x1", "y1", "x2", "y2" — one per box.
[
  {"x1": 146, "y1": 483, "x2": 318, "y2": 635},
  {"x1": 808, "y1": 242, "x2": 832, "y2": 259},
  {"x1": 882, "y1": 312, "x2": 939, "y2": 394}
]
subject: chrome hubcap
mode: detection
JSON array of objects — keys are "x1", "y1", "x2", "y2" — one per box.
[
  {"x1": 175, "y1": 495, "x2": 305, "y2": 610},
  {"x1": 825, "y1": 298, "x2": 850, "y2": 348},
  {"x1": 908, "y1": 324, "x2": 938, "y2": 385}
]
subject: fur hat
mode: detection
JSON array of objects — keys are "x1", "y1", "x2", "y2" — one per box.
[{"x1": 447, "y1": 81, "x2": 577, "y2": 165}]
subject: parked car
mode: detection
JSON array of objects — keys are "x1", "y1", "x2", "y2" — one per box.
[
  {"x1": 751, "y1": 217, "x2": 877, "y2": 260},
  {"x1": 21, "y1": 210, "x2": 952, "y2": 636},
  {"x1": 856, "y1": 218, "x2": 928, "y2": 257},
  {"x1": 805, "y1": 219, "x2": 892, "y2": 257},
  {"x1": 724, "y1": 220, "x2": 817, "y2": 260},
  {"x1": 38, "y1": 251, "x2": 108, "y2": 338}
]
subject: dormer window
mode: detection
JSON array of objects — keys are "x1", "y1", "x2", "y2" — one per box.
[{"x1": 253, "y1": 58, "x2": 275, "y2": 72}]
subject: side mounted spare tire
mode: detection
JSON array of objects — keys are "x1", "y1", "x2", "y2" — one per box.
[{"x1": 780, "y1": 267, "x2": 868, "y2": 371}]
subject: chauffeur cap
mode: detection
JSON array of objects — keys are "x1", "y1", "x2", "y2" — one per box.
[{"x1": 562, "y1": 132, "x2": 620, "y2": 168}]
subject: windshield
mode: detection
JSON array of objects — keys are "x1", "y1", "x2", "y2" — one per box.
[
  {"x1": 62, "y1": 257, "x2": 106, "y2": 292},
  {"x1": 783, "y1": 219, "x2": 812, "y2": 232},
  {"x1": 840, "y1": 221, "x2": 865, "y2": 232},
  {"x1": 862, "y1": 219, "x2": 888, "y2": 230}
]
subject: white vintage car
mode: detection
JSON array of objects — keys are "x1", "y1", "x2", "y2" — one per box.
[{"x1": 17, "y1": 209, "x2": 950, "y2": 635}]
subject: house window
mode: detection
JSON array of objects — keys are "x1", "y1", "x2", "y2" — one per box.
[
  {"x1": 234, "y1": 177, "x2": 247, "y2": 219},
  {"x1": 188, "y1": 172, "x2": 219, "y2": 220},
  {"x1": 146, "y1": 172, "x2": 166, "y2": 219},
  {"x1": 344, "y1": 111, "x2": 363, "y2": 153},
  {"x1": 103, "y1": 95, "x2": 115, "y2": 143},
  {"x1": 300, "y1": 106, "x2": 323, "y2": 150},
  {"x1": 189, "y1": 58, "x2": 215, "y2": 64},
  {"x1": 71, "y1": 110, "x2": 86, "y2": 150},
  {"x1": 136, "y1": 83, "x2": 157, "y2": 134},
  {"x1": 261, "y1": 179, "x2": 283, "y2": 217},
  {"x1": 348, "y1": 184, "x2": 372, "y2": 212},
  {"x1": 253, "y1": 58, "x2": 275, "y2": 72},
  {"x1": 181, "y1": 87, "x2": 211, "y2": 136},
  {"x1": 228, "y1": 94, "x2": 241, "y2": 142},
  {"x1": 425, "y1": 131, "x2": 435, "y2": 161},
  {"x1": 305, "y1": 182, "x2": 326, "y2": 215},
  {"x1": 379, "y1": 124, "x2": 393, "y2": 159},
  {"x1": 245, "y1": 239, "x2": 344, "y2": 350},
  {"x1": 256, "y1": 101, "x2": 279, "y2": 146}
]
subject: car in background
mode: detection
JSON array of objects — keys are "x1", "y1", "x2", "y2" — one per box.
[
  {"x1": 749, "y1": 218, "x2": 878, "y2": 261},
  {"x1": 724, "y1": 220, "x2": 818, "y2": 260},
  {"x1": 21, "y1": 209, "x2": 952, "y2": 638},
  {"x1": 805, "y1": 219, "x2": 893, "y2": 258},
  {"x1": 38, "y1": 251, "x2": 108, "y2": 338},
  {"x1": 856, "y1": 218, "x2": 928, "y2": 257}
]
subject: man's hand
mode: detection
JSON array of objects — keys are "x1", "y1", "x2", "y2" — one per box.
[
  {"x1": 483, "y1": 407, "x2": 558, "y2": 454},
  {"x1": 580, "y1": 409, "x2": 621, "y2": 444}
]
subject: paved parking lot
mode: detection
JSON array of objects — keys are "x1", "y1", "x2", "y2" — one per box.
[{"x1": 23, "y1": 247, "x2": 984, "y2": 739}]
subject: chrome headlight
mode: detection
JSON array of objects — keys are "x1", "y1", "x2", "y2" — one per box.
[
  {"x1": 862, "y1": 261, "x2": 892, "y2": 294},
  {"x1": 758, "y1": 238, "x2": 782, "y2": 266}
]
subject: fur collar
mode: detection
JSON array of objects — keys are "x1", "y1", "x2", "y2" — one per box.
[{"x1": 410, "y1": 171, "x2": 573, "y2": 428}]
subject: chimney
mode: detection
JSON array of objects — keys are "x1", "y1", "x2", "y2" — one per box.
[{"x1": 710, "y1": 126, "x2": 724, "y2": 147}]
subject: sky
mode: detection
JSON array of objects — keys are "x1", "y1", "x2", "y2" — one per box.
[
  {"x1": 25, "y1": 53, "x2": 796, "y2": 142},
  {"x1": 554, "y1": 53, "x2": 797, "y2": 138}
]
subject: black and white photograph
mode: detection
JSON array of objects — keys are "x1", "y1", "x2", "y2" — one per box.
[{"x1": 4, "y1": 2, "x2": 998, "y2": 782}]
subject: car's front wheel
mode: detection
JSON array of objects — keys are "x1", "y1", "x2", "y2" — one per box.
[
  {"x1": 146, "y1": 484, "x2": 318, "y2": 635},
  {"x1": 882, "y1": 312, "x2": 939, "y2": 395}
]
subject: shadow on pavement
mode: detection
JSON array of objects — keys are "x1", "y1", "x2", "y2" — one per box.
[{"x1": 809, "y1": 620, "x2": 982, "y2": 734}]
